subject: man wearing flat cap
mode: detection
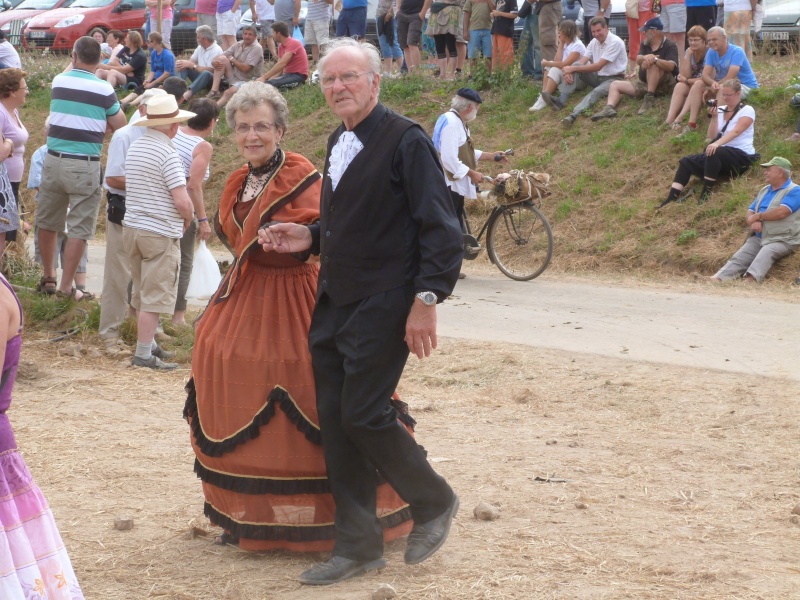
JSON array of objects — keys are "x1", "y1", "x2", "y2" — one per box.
[
  {"x1": 258, "y1": 38, "x2": 462, "y2": 585},
  {"x1": 123, "y1": 94, "x2": 196, "y2": 370},
  {"x1": 591, "y1": 17, "x2": 678, "y2": 120},
  {"x1": 433, "y1": 88, "x2": 508, "y2": 276},
  {"x1": 711, "y1": 157, "x2": 800, "y2": 283}
]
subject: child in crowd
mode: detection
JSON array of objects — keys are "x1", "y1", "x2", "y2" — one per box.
[{"x1": 490, "y1": 0, "x2": 517, "y2": 71}]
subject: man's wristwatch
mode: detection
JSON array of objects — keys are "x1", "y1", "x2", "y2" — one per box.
[{"x1": 415, "y1": 291, "x2": 437, "y2": 306}]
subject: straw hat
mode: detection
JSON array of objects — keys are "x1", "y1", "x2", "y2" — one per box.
[{"x1": 134, "y1": 94, "x2": 195, "y2": 127}]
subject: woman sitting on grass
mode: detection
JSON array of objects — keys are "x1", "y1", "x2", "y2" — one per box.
[
  {"x1": 117, "y1": 32, "x2": 176, "y2": 110},
  {"x1": 529, "y1": 20, "x2": 585, "y2": 112},
  {"x1": 660, "y1": 78, "x2": 759, "y2": 206},
  {"x1": 664, "y1": 25, "x2": 708, "y2": 133}
]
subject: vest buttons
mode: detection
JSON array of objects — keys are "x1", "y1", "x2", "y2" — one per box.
[{"x1": 325, "y1": 230, "x2": 331, "y2": 237}]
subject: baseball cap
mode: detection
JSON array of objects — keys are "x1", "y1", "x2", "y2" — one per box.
[
  {"x1": 639, "y1": 17, "x2": 664, "y2": 31},
  {"x1": 760, "y1": 156, "x2": 792, "y2": 170}
]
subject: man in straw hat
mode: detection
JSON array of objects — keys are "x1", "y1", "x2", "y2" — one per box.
[
  {"x1": 123, "y1": 94, "x2": 196, "y2": 370},
  {"x1": 710, "y1": 157, "x2": 800, "y2": 283},
  {"x1": 99, "y1": 87, "x2": 166, "y2": 352}
]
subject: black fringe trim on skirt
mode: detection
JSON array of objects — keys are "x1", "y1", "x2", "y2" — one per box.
[
  {"x1": 185, "y1": 378, "x2": 322, "y2": 458},
  {"x1": 204, "y1": 502, "x2": 413, "y2": 543},
  {"x1": 194, "y1": 458, "x2": 331, "y2": 495}
]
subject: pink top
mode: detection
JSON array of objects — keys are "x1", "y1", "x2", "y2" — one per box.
[
  {"x1": 148, "y1": 0, "x2": 174, "y2": 20},
  {"x1": 196, "y1": 0, "x2": 217, "y2": 15},
  {"x1": 0, "y1": 103, "x2": 27, "y2": 184}
]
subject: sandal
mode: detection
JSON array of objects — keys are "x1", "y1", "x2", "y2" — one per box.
[
  {"x1": 56, "y1": 287, "x2": 96, "y2": 302},
  {"x1": 213, "y1": 531, "x2": 239, "y2": 546},
  {"x1": 36, "y1": 276, "x2": 57, "y2": 295}
]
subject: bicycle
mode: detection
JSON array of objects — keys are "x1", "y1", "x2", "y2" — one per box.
[{"x1": 461, "y1": 170, "x2": 554, "y2": 282}]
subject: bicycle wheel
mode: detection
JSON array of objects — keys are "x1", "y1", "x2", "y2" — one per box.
[{"x1": 487, "y1": 203, "x2": 553, "y2": 281}]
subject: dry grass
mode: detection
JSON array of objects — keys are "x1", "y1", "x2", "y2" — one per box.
[{"x1": 12, "y1": 335, "x2": 800, "y2": 599}]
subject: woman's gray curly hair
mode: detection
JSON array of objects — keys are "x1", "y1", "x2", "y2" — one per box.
[{"x1": 225, "y1": 81, "x2": 289, "y2": 133}]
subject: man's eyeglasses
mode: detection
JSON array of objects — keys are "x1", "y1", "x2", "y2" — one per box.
[
  {"x1": 320, "y1": 72, "x2": 369, "y2": 89},
  {"x1": 234, "y1": 122, "x2": 276, "y2": 135}
]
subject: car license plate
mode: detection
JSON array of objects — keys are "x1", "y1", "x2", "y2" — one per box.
[
  {"x1": 762, "y1": 31, "x2": 789, "y2": 40},
  {"x1": 30, "y1": 30, "x2": 47, "y2": 38}
]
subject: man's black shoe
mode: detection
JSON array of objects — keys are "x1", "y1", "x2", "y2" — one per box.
[
  {"x1": 404, "y1": 494, "x2": 460, "y2": 565},
  {"x1": 299, "y1": 556, "x2": 387, "y2": 586}
]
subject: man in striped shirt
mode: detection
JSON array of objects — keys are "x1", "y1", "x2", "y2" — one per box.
[
  {"x1": 36, "y1": 36, "x2": 127, "y2": 300},
  {"x1": 124, "y1": 95, "x2": 196, "y2": 370}
]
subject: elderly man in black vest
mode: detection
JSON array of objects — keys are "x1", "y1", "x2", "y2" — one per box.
[{"x1": 258, "y1": 37, "x2": 463, "y2": 586}]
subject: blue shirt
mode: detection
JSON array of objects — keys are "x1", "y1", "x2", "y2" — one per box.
[
  {"x1": 342, "y1": 0, "x2": 367, "y2": 7},
  {"x1": 27, "y1": 144, "x2": 47, "y2": 200},
  {"x1": 150, "y1": 48, "x2": 176, "y2": 79},
  {"x1": 685, "y1": 0, "x2": 715, "y2": 6},
  {"x1": 749, "y1": 178, "x2": 800, "y2": 237},
  {"x1": 705, "y1": 43, "x2": 758, "y2": 88}
]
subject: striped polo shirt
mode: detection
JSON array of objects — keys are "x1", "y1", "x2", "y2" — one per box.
[
  {"x1": 123, "y1": 129, "x2": 187, "y2": 239},
  {"x1": 47, "y1": 69, "x2": 120, "y2": 157}
]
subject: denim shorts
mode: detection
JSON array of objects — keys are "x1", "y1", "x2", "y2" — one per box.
[
  {"x1": 467, "y1": 29, "x2": 492, "y2": 59},
  {"x1": 378, "y1": 18, "x2": 403, "y2": 59},
  {"x1": 336, "y1": 6, "x2": 367, "y2": 38}
]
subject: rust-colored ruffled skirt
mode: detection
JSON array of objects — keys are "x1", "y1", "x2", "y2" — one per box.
[{"x1": 185, "y1": 261, "x2": 413, "y2": 552}]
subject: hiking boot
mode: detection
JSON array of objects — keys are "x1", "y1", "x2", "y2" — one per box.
[
  {"x1": 541, "y1": 91, "x2": 564, "y2": 111},
  {"x1": 561, "y1": 114, "x2": 576, "y2": 128},
  {"x1": 132, "y1": 355, "x2": 179, "y2": 371},
  {"x1": 591, "y1": 105, "x2": 617, "y2": 121},
  {"x1": 638, "y1": 94, "x2": 656, "y2": 115},
  {"x1": 152, "y1": 344, "x2": 175, "y2": 360},
  {"x1": 528, "y1": 95, "x2": 547, "y2": 112}
]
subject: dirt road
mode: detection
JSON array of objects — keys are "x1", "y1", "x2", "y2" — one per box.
[{"x1": 29, "y1": 245, "x2": 795, "y2": 599}]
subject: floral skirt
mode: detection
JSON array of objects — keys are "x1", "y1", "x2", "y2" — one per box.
[{"x1": 0, "y1": 449, "x2": 84, "y2": 599}]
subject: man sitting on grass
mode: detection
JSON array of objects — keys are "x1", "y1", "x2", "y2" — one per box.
[
  {"x1": 710, "y1": 157, "x2": 800, "y2": 284},
  {"x1": 541, "y1": 16, "x2": 626, "y2": 128},
  {"x1": 591, "y1": 17, "x2": 678, "y2": 121},
  {"x1": 256, "y1": 21, "x2": 309, "y2": 90}
]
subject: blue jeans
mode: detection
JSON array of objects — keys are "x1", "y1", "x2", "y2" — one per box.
[
  {"x1": 520, "y1": 12, "x2": 542, "y2": 79},
  {"x1": 180, "y1": 69, "x2": 213, "y2": 94},
  {"x1": 377, "y1": 17, "x2": 403, "y2": 59},
  {"x1": 467, "y1": 29, "x2": 492, "y2": 58}
]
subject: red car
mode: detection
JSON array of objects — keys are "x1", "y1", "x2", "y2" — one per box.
[
  {"x1": 23, "y1": 0, "x2": 145, "y2": 51},
  {"x1": 0, "y1": 0, "x2": 69, "y2": 46}
]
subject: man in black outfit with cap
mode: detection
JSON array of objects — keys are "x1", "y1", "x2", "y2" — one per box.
[{"x1": 258, "y1": 38, "x2": 463, "y2": 586}]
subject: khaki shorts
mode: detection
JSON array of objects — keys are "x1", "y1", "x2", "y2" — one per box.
[
  {"x1": 36, "y1": 153, "x2": 102, "y2": 240},
  {"x1": 123, "y1": 227, "x2": 181, "y2": 314},
  {"x1": 634, "y1": 70, "x2": 676, "y2": 97},
  {"x1": 305, "y1": 19, "x2": 330, "y2": 45}
]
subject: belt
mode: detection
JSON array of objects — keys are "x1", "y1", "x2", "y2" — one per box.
[{"x1": 47, "y1": 149, "x2": 100, "y2": 162}]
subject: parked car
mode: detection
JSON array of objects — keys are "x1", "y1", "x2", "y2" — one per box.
[
  {"x1": 0, "y1": 0, "x2": 69, "y2": 46},
  {"x1": 171, "y1": 0, "x2": 197, "y2": 54},
  {"x1": 755, "y1": 0, "x2": 800, "y2": 51},
  {"x1": 23, "y1": 0, "x2": 146, "y2": 50},
  {"x1": 0, "y1": 0, "x2": 28, "y2": 14}
]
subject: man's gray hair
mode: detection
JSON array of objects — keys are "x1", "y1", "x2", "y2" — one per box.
[
  {"x1": 241, "y1": 23, "x2": 258, "y2": 35},
  {"x1": 708, "y1": 26, "x2": 727, "y2": 39},
  {"x1": 73, "y1": 36, "x2": 101, "y2": 66},
  {"x1": 451, "y1": 95, "x2": 476, "y2": 113},
  {"x1": 226, "y1": 81, "x2": 289, "y2": 132},
  {"x1": 196, "y1": 25, "x2": 215, "y2": 42},
  {"x1": 777, "y1": 167, "x2": 791, "y2": 179},
  {"x1": 318, "y1": 38, "x2": 381, "y2": 81}
]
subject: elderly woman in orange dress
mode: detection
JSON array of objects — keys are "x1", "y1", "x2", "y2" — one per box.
[{"x1": 184, "y1": 81, "x2": 414, "y2": 551}]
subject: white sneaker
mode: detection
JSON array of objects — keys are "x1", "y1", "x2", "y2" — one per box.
[{"x1": 528, "y1": 95, "x2": 546, "y2": 112}]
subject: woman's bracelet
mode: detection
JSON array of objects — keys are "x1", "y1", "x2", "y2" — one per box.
[{"x1": 197, "y1": 217, "x2": 209, "y2": 223}]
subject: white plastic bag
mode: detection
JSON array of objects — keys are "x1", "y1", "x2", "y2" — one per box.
[{"x1": 186, "y1": 241, "x2": 222, "y2": 300}]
